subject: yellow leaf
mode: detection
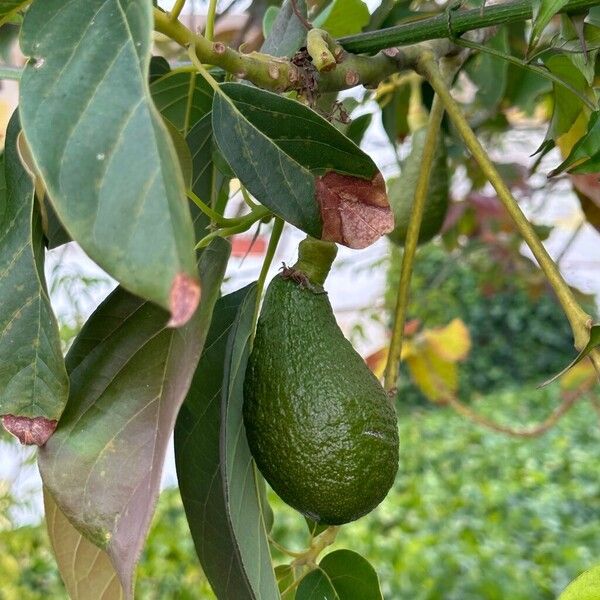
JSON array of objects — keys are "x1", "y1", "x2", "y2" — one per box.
[
  {"x1": 559, "y1": 358, "x2": 597, "y2": 391},
  {"x1": 406, "y1": 348, "x2": 458, "y2": 402},
  {"x1": 424, "y1": 318, "x2": 471, "y2": 362}
]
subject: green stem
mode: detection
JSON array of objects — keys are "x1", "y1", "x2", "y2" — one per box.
[
  {"x1": 253, "y1": 217, "x2": 285, "y2": 331},
  {"x1": 0, "y1": 65, "x2": 22, "y2": 80},
  {"x1": 195, "y1": 207, "x2": 271, "y2": 249},
  {"x1": 454, "y1": 37, "x2": 597, "y2": 111},
  {"x1": 187, "y1": 45, "x2": 222, "y2": 94},
  {"x1": 420, "y1": 55, "x2": 593, "y2": 351},
  {"x1": 186, "y1": 190, "x2": 251, "y2": 227},
  {"x1": 293, "y1": 237, "x2": 338, "y2": 287},
  {"x1": 169, "y1": 0, "x2": 187, "y2": 21},
  {"x1": 205, "y1": 0, "x2": 219, "y2": 42},
  {"x1": 154, "y1": 7, "x2": 398, "y2": 92},
  {"x1": 338, "y1": 0, "x2": 599, "y2": 54},
  {"x1": 383, "y1": 91, "x2": 445, "y2": 393}
]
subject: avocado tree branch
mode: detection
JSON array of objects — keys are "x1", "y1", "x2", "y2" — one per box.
[
  {"x1": 419, "y1": 54, "x2": 599, "y2": 367},
  {"x1": 338, "y1": 0, "x2": 599, "y2": 54},
  {"x1": 383, "y1": 85, "x2": 446, "y2": 393}
]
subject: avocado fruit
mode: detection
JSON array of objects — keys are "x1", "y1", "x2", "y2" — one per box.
[
  {"x1": 243, "y1": 271, "x2": 399, "y2": 525},
  {"x1": 388, "y1": 127, "x2": 449, "y2": 246}
]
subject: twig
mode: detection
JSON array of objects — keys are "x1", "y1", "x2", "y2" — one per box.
[
  {"x1": 443, "y1": 389, "x2": 582, "y2": 438},
  {"x1": 418, "y1": 54, "x2": 595, "y2": 356},
  {"x1": 383, "y1": 94, "x2": 446, "y2": 392}
]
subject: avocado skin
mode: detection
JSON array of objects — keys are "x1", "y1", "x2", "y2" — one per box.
[
  {"x1": 388, "y1": 127, "x2": 449, "y2": 246},
  {"x1": 244, "y1": 275, "x2": 399, "y2": 525}
]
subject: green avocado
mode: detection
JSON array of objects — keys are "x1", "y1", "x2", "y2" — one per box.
[
  {"x1": 243, "y1": 269, "x2": 399, "y2": 525},
  {"x1": 388, "y1": 127, "x2": 449, "y2": 246}
]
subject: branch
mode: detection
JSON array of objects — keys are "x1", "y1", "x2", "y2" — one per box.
[
  {"x1": 154, "y1": 7, "x2": 457, "y2": 94},
  {"x1": 419, "y1": 54, "x2": 596, "y2": 355},
  {"x1": 443, "y1": 388, "x2": 583, "y2": 438},
  {"x1": 338, "y1": 0, "x2": 599, "y2": 54},
  {"x1": 384, "y1": 91, "x2": 445, "y2": 392}
]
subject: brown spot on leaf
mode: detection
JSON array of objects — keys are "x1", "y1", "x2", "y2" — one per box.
[
  {"x1": 2, "y1": 415, "x2": 57, "y2": 446},
  {"x1": 167, "y1": 273, "x2": 201, "y2": 328},
  {"x1": 316, "y1": 171, "x2": 394, "y2": 249}
]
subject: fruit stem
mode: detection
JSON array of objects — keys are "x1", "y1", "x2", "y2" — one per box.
[
  {"x1": 291, "y1": 526, "x2": 340, "y2": 567},
  {"x1": 383, "y1": 87, "x2": 446, "y2": 393},
  {"x1": 293, "y1": 236, "x2": 338, "y2": 287},
  {"x1": 419, "y1": 54, "x2": 597, "y2": 360}
]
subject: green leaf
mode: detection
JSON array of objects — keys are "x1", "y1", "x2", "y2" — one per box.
[
  {"x1": 305, "y1": 517, "x2": 328, "y2": 537},
  {"x1": 530, "y1": 0, "x2": 571, "y2": 51},
  {"x1": 212, "y1": 82, "x2": 392, "y2": 249},
  {"x1": 261, "y1": 0, "x2": 307, "y2": 58},
  {"x1": 44, "y1": 488, "x2": 125, "y2": 600},
  {"x1": 19, "y1": 0, "x2": 199, "y2": 326},
  {"x1": 559, "y1": 563, "x2": 600, "y2": 600},
  {"x1": 0, "y1": 0, "x2": 28, "y2": 26},
  {"x1": 544, "y1": 53, "x2": 592, "y2": 140},
  {"x1": 381, "y1": 81, "x2": 411, "y2": 147},
  {"x1": 319, "y1": 550, "x2": 383, "y2": 600},
  {"x1": 163, "y1": 118, "x2": 193, "y2": 191},
  {"x1": 313, "y1": 0, "x2": 370, "y2": 37},
  {"x1": 262, "y1": 6, "x2": 280, "y2": 38},
  {"x1": 345, "y1": 113, "x2": 372, "y2": 146},
  {"x1": 150, "y1": 70, "x2": 213, "y2": 135},
  {"x1": 551, "y1": 111, "x2": 600, "y2": 175},
  {"x1": 540, "y1": 325, "x2": 600, "y2": 387},
  {"x1": 0, "y1": 111, "x2": 67, "y2": 445},
  {"x1": 276, "y1": 564, "x2": 295, "y2": 594},
  {"x1": 149, "y1": 55, "x2": 170, "y2": 83},
  {"x1": 465, "y1": 29, "x2": 509, "y2": 111},
  {"x1": 296, "y1": 568, "x2": 340, "y2": 600},
  {"x1": 38, "y1": 239, "x2": 230, "y2": 598},
  {"x1": 175, "y1": 284, "x2": 279, "y2": 600}
]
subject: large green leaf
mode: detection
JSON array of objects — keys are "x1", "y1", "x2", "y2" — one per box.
[
  {"x1": 44, "y1": 488, "x2": 125, "y2": 600},
  {"x1": 313, "y1": 0, "x2": 370, "y2": 37},
  {"x1": 0, "y1": 111, "x2": 67, "y2": 445},
  {"x1": 212, "y1": 82, "x2": 393, "y2": 249},
  {"x1": 175, "y1": 284, "x2": 279, "y2": 600},
  {"x1": 19, "y1": 0, "x2": 199, "y2": 326},
  {"x1": 150, "y1": 70, "x2": 213, "y2": 135},
  {"x1": 38, "y1": 239, "x2": 230, "y2": 598},
  {"x1": 296, "y1": 568, "x2": 339, "y2": 600},
  {"x1": 261, "y1": 0, "x2": 308, "y2": 58},
  {"x1": 559, "y1": 563, "x2": 600, "y2": 599},
  {"x1": 319, "y1": 550, "x2": 383, "y2": 600}
]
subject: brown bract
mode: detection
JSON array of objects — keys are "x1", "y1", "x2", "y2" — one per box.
[
  {"x1": 2, "y1": 415, "x2": 58, "y2": 446},
  {"x1": 316, "y1": 171, "x2": 394, "y2": 249},
  {"x1": 168, "y1": 273, "x2": 201, "y2": 328}
]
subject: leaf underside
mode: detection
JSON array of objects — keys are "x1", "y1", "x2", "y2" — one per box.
[
  {"x1": 38, "y1": 239, "x2": 230, "y2": 598},
  {"x1": 19, "y1": 0, "x2": 198, "y2": 321}
]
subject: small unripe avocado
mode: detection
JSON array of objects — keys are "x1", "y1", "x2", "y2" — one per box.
[
  {"x1": 243, "y1": 270, "x2": 399, "y2": 525},
  {"x1": 388, "y1": 127, "x2": 449, "y2": 246}
]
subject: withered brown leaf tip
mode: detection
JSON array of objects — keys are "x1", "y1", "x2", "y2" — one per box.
[
  {"x1": 2, "y1": 415, "x2": 58, "y2": 446},
  {"x1": 316, "y1": 172, "x2": 394, "y2": 249}
]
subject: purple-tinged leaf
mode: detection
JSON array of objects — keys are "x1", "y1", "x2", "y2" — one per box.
[
  {"x1": 38, "y1": 238, "x2": 230, "y2": 598},
  {"x1": 44, "y1": 488, "x2": 125, "y2": 600}
]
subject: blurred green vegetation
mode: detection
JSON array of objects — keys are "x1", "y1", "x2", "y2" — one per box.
[
  {"x1": 385, "y1": 241, "x2": 593, "y2": 403},
  {"x1": 1, "y1": 385, "x2": 598, "y2": 599}
]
